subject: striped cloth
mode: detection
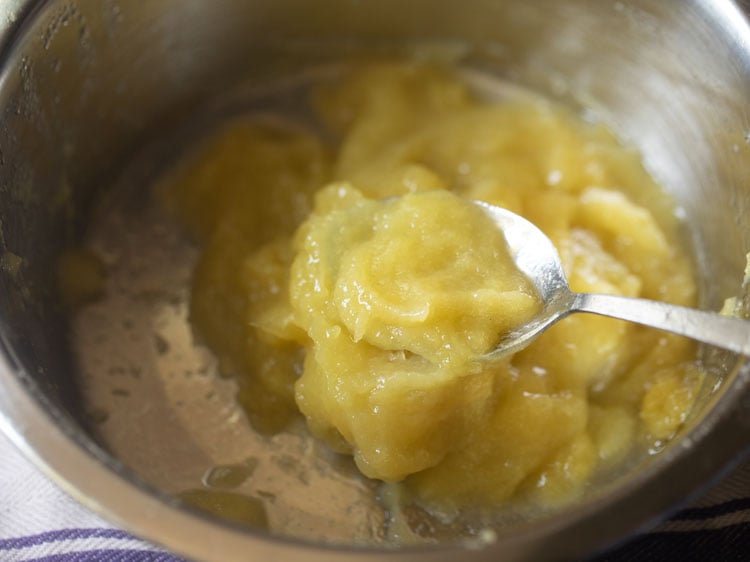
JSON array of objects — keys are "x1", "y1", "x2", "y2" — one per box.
[
  {"x1": 1, "y1": 430, "x2": 747, "y2": 561},
  {"x1": 594, "y1": 456, "x2": 750, "y2": 562},
  {"x1": 0, "y1": 431, "x2": 180, "y2": 562}
]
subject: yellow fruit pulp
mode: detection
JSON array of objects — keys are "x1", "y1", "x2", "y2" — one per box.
[{"x1": 162, "y1": 62, "x2": 703, "y2": 512}]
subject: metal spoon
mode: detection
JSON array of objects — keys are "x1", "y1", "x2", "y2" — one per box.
[{"x1": 477, "y1": 201, "x2": 750, "y2": 358}]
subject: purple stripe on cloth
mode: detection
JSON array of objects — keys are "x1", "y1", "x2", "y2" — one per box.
[
  {"x1": 592, "y1": 521, "x2": 750, "y2": 562},
  {"x1": 0, "y1": 529, "x2": 133, "y2": 550},
  {"x1": 30, "y1": 549, "x2": 184, "y2": 562}
]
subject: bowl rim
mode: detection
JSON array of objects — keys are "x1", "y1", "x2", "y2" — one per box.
[{"x1": 1, "y1": 339, "x2": 749, "y2": 561}]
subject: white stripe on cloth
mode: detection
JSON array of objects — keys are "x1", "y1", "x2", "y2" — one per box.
[{"x1": 0, "y1": 431, "x2": 114, "y2": 539}]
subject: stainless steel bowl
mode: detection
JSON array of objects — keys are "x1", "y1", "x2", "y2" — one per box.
[{"x1": 1, "y1": 0, "x2": 749, "y2": 560}]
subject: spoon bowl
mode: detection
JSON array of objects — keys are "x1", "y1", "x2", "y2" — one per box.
[{"x1": 477, "y1": 202, "x2": 750, "y2": 359}]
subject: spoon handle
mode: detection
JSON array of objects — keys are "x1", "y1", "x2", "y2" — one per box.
[{"x1": 573, "y1": 293, "x2": 750, "y2": 356}]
